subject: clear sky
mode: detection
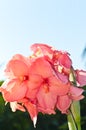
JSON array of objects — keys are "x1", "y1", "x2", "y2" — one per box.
[{"x1": 0, "y1": 0, "x2": 86, "y2": 79}]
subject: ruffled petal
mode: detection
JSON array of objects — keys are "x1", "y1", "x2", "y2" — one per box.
[
  {"x1": 58, "y1": 53, "x2": 72, "y2": 69},
  {"x1": 31, "y1": 43, "x2": 53, "y2": 57}
]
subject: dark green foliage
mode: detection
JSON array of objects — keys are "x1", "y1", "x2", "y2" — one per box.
[
  {"x1": 80, "y1": 85, "x2": 86, "y2": 130},
  {"x1": 0, "y1": 80, "x2": 4, "y2": 86}
]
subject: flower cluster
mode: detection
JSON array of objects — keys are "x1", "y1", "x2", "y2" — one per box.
[{"x1": 0, "y1": 43, "x2": 85, "y2": 127}]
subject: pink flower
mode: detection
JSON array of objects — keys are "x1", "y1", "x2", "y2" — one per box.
[
  {"x1": 29, "y1": 57, "x2": 70, "y2": 114},
  {"x1": 0, "y1": 54, "x2": 43, "y2": 101},
  {"x1": 0, "y1": 54, "x2": 30, "y2": 101},
  {"x1": 0, "y1": 43, "x2": 85, "y2": 126},
  {"x1": 30, "y1": 44, "x2": 84, "y2": 114},
  {"x1": 0, "y1": 54, "x2": 42, "y2": 126},
  {"x1": 75, "y1": 70, "x2": 86, "y2": 86}
]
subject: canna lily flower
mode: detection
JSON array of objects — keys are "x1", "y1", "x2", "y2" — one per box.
[
  {"x1": 0, "y1": 43, "x2": 85, "y2": 129},
  {"x1": 0, "y1": 54, "x2": 30, "y2": 101},
  {"x1": 0, "y1": 54, "x2": 43, "y2": 101},
  {"x1": 29, "y1": 57, "x2": 70, "y2": 114},
  {"x1": 0, "y1": 54, "x2": 43, "y2": 126}
]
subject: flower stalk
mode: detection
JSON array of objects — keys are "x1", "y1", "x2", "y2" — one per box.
[
  {"x1": 68, "y1": 68, "x2": 81, "y2": 130},
  {"x1": 67, "y1": 110, "x2": 77, "y2": 130}
]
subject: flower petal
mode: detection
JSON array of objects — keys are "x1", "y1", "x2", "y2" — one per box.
[
  {"x1": 38, "y1": 107, "x2": 55, "y2": 114},
  {"x1": 10, "y1": 101, "x2": 26, "y2": 112},
  {"x1": 56, "y1": 71, "x2": 68, "y2": 83},
  {"x1": 49, "y1": 76, "x2": 70, "y2": 96},
  {"x1": 29, "y1": 57, "x2": 54, "y2": 78},
  {"x1": 1, "y1": 79, "x2": 27, "y2": 102},
  {"x1": 70, "y1": 86, "x2": 84, "y2": 100},
  {"x1": 58, "y1": 53, "x2": 72, "y2": 68},
  {"x1": 31, "y1": 43, "x2": 53, "y2": 57},
  {"x1": 24, "y1": 101, "x2": 37, "y2": 127},
  {"x1": 75, "y1": 70, "x2": 86, "y2": 86},
  {"x1": 37, "y1": 84, "x2": 57, "y2": 114},
  {"x1": 56, "y1": 95, "x2": 71, "y2": 113},
  {"x1": 26, "y1": 74, "x2": 43, "y2": 99},
  {"x1": 5, "y1": 60, "x2": 29, "y2": 77}
]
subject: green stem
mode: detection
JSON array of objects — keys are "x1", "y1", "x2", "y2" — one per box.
[
  {"x1": 67, "y1": 101, "x2": 81, "y2": 130},
  {"x1": 70, "y1": 101, "x2": 81, "y2": 130},
  {"x1": 67, "y1": 111, "x2": 77, "y2": 130},
  {"x1": 68, "y1": 68, "x2": 81, "y2": 130}
]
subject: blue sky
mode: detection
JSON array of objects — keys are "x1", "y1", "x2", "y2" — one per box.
[{"x1": 0, "y1": 0, "x2": 86, "y2": 79}]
